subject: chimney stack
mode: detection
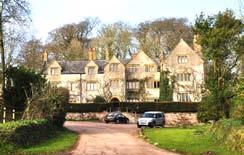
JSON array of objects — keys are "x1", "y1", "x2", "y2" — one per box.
[
  {"x1": 193, "y1": 35, "x2": 201, "y2": 52},
  {"x1": 88, "y1": 48, "x2": 96, "y2": 61},
  {"x1": 105, "y1": 48, "x2": 109, "y2": 61},
  {"x1": 92, "y1": 48, "x2": 96, "y2": 60},
  {"x1": 43, "y1": 50, "x2": 48, "y2": 62}
]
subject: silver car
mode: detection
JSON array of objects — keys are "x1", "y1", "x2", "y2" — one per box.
[{"x1": 137, "y1": 111, "x2": 165, "y2": 128}]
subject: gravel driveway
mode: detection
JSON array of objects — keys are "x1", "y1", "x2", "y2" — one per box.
[{"x1": 64, "y1": 121, "x2": 179, "y2": 155}]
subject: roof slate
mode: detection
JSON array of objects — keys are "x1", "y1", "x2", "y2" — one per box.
[{"x1": 58, "y1": 60, "x2": 106, "y2": 74}]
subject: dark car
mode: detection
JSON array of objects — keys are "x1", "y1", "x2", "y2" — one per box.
[{"x1": 104, "y1": 112, "x2": 129, "y2": 124}]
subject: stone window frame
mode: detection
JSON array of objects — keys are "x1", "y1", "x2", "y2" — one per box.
[
  {"x1": 177, "y1": 92, "x2": 191, "y2": 102},
  {"x1": 88, "y1": 66, "x2": 96, "y2": 75},
  {"x1": 86, "y1": 82, "x2": 97, "y2": 91},
  {"x1": 109, "y1": 63, "x2": 119, "y2": 72},
  {"x1": 50, "y1": 67, "x2": 59, "y2": 75},
  {"x1": 178, "y1": 56, "x2": 188, "y2": 64}
]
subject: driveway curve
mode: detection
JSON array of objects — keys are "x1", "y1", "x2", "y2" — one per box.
[{"x1": 64, "y1": 121, "x2": 179, "y2": 155}]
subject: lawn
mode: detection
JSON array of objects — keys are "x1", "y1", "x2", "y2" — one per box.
[
  {"x1": 143, "y1": 126, "x2": 242, "y2": 155},
  {"x1": 0, "y1": 128, "x2": 78, "y2": 155},
  {"x1": 18, "y1": 129, "x2": 78, "y2": 155}
]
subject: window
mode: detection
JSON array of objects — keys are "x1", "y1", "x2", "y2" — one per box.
[
  {"x1": 109, "y1": 63, "x2": 119, "y2": 72},
  {"x1": 70, "y1": 82, "x2": 75, "y2": 91},
  {"x1": 86, "y1": 83, "x2": 97, "y2": 91},
  {"x1": 127, "y1": 82, "x2": 140, "y2": 90},
  {"x1": 127, "y1": 66, "x2": 139, "y2": 73},
  {"x1": 88, "y1": 67, "x2": 95, "y2": 75},
  {"x1": 50, "y1": 67, "x2": 59, "y2": 75},
  {"x1": 176, "y1": 73, "x2": 191, "y2": 81},
  {"x1": 178, "y1": 56, "x2": 188, "y2": 64},
  {"x1": 145, "y1": 65, "x2": 155, "y2": 72},
  {"x1": 154, "y1": 99, "x2": 160, "y2": 102},
  {"x1": 177, "y1": 93, "x2": 190, "y2": 102},
  {"x1": 146, "y1": 81, "x2": 160, "y2": 88},
  {"x1": 110, "y1": 79, "x2": 119, "y2": 88}
]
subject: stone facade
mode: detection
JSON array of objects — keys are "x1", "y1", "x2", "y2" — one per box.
[{"x1": 45, "y1": 39, "x2": 203, "y2": 103}]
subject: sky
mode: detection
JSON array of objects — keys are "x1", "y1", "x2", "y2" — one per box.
[{"x1": 29, "y1": 0, "x2": 241, "y2": 42}]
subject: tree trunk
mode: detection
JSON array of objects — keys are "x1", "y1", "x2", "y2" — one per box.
[{"x1": 0, "y1": 4, "x2": 5, "y2": 105}]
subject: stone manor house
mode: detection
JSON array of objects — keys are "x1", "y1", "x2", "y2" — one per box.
[{"x1": 44, "y1": 37, "x2": 204, "y2": 103}]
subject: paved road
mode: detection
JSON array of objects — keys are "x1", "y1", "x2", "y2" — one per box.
[{"x1": 64, "y1": 121, "x2": 179, "y2": 155}]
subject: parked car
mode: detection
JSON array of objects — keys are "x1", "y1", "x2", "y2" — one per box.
[
  {"x1": 137, "y1": 111, "x2": 165, "y2": 128},
  {"x1": 104, "y1": 112, "x2": 129, "y2": 124}
]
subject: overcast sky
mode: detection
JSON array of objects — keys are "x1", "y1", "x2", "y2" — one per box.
[{"x1": 29, "y1": 0, "x2": 241, "y2": 42}]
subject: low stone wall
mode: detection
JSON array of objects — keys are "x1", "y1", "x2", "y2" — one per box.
[{"x1": 65, "y1": 112, "x2": 198, "y2": 126}]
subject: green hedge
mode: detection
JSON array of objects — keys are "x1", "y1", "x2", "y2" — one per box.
[
  {"x1": 0, "y1": 119, "x2": 58, "y2": 147},
  {"x1": 67, "y1": 102, "x2": 199, "y2": 113}
]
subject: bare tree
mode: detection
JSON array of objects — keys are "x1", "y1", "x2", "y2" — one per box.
[
  {"x1": 94, "y1": 21, "x2": 134, "y2": 60},
  {"x1": 47, "y1": 17, "x2": 99, "y2": 60},
  {"x1": 135, "y1": 18, "x2": 193, "y2": 58},
  {"x1": 17, "y1": 38, "x2": 44, "y2": 72},
  {"x1": 0, "y1": 0, "x2": 31, "y2": 102}
]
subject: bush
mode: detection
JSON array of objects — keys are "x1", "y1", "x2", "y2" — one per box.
[
  {"x1": 0, "y1": 119, "x2": 57, "y2": 147},
  {"x1": 209, "y1": 119, "x2": 244, "y2": 152},
  {"x1": 26, "y1": 87, "x2": 69, "y2": 127},
  {"x1": 94, "y1": 96, "x2": 106, "y2": 103}
]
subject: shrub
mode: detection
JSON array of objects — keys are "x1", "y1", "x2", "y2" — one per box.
[
  {"x1": 209, "y1": 119, "x2": 244, "y2": 152},
  {"x1": 26, "y1": 87, "x2": 69, "y2": 127},
  {"x1": 0, "y1": 119, "x2": 57, "y2": 147},
  {"x1": 94, "y1": 96, "x2": 106, "y2": 103}
]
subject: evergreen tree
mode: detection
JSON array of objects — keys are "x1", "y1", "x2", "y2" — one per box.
[
  {"x1": 231, "y1": 73, "x2": 244, "y2": 121},
  {"x1": 159, "y1": 71, "x2": 174, "y2": 101},
  {"x1": 193, "y1": 10, "x2": 244, "y2": 121}
]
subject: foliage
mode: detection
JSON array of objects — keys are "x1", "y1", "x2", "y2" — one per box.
[
  {"x1": 0, "y1": 119, "x2": 57, "y2": 147},
  {"x1": 231, "y1": 74, "x2": 244, "y2": 122},
  {"x1": 3, "y1": 66, "x2": 46, "y2": 111},
  {"x1": 144, "y1": 126, "x2": 242, "y2": 155},
  {"x1": 159, "y1": 70, "x2": 174, "y2": 101},
  {"x1": 27, "y1": 87, "x2": 69, "y2": 127},
  {"x1": 194, "y1": 10, "x2": 244, "y2": 121},
  {"x1": 209, "y1": 119, "x2": 244, "y2": 152},
  {"x1": 94, "y1": 95, "x2": 106, "y2": 103},
  {"x1": 135, "y1": 18, "x2": 193, "y2": 58}
]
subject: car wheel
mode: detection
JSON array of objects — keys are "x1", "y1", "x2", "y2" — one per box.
[
  {"x1": 126, "y1": 119, "x2": 129, "y2": 124},
  {"x1": 137, "y1": 124, "x2": 141, "y2": 128},
  {"x1": 149, "y1": 122, "x2": 155, "y2": 128},
  {"x1": 116, "y1": 119, "x2": 120, "y2": 124},
  {"x1": 105, "y1": 121, "x2": 109, "y2": 123}
]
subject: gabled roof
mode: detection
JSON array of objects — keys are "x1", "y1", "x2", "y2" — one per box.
[
  {"x1": 171, "y1": 39, "x2": 194, "y2": 54},
  {"x1": 57, "y1": 60, "x2": 106, "y2": 74}
]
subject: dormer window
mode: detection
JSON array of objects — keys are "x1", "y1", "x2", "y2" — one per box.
[
  {"x1": 178, "y1": 56, "x2": 188, "y2": 64},
  {"x1": 88, "y1": 67, "x2": 95, "y2": 75},
  {"x1": 50, "y1": 67, "x2": 59, "y2": 75},
  {"x1": 109, "y1": 63, "x2": 118, "y2": 72}
]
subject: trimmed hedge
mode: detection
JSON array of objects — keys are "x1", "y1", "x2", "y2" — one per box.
[
  {"x1": 67, "y1": 102, "x2": 199, "y2": 113},
  {"x1": 0, "y1": 119, "x2": 58, "y2": 147}
]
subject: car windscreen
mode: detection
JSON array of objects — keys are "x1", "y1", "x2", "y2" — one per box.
[{"x1": 143, "y1": 113, "x2": 156, "y2": 118}]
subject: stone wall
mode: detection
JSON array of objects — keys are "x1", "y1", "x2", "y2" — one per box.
[{"x1": 66, "y1": 112, "x2": 198, "y2": 126}]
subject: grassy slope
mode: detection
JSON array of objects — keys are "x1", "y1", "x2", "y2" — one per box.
[
  {"x1": 0, "y1": 129, "x2": 78, "y2": 155},
  {"x1": 144, "y1": 127, "x2": 242, "y2": 155},
  {"x1": 18, "y1": 129, "x2": 78, "y2": 155}
]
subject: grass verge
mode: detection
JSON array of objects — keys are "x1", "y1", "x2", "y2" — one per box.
[
  {"x1": 143, "y1": 126, "x2": 242, "y2": 155},
  {"x1": 17, "y1": 129, "x2": 78, "y2": 155}
]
